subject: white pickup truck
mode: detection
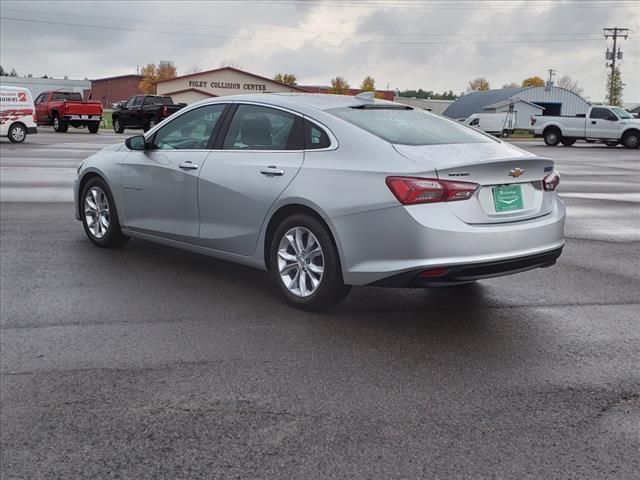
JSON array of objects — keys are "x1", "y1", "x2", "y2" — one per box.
[{"x1": 531, "y1": 105, "x2": 639, "y2": 149}]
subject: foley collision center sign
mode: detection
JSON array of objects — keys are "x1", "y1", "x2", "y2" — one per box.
[{"x1": 187, "y1": 80, "x2": 268, "y2": 92}]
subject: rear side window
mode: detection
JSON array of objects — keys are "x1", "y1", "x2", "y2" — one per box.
[
  {"x1": 329, "y1": 107, "x2": 495, "y2": 146},
  {"x1": 304, "y1": 120, "x2": 331, "y2": 149},
  {"x1": 223, "y1": 104, "x2": 303, "y2": 150}
]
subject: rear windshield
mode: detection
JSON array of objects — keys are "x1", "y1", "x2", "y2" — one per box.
[
  {"x1": 51, "y1": 92, "x2": 83, "y2": 102},
  {"x1": 161, "y1": 97, "x2": 174, "y2": 105},
  {"x1": 329, "y1": 107, "x2": 496, "y2": 146}
]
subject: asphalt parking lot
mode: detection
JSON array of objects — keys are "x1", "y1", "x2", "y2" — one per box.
[{"x1": 1, "y1": 129, "x2": 639, "y2": 479}]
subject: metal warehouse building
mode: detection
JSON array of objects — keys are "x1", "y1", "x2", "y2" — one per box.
[{"x1": 443, "y1": 86, "x2": 591, "y2": 128}]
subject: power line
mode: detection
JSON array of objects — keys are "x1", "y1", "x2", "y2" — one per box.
[
  {"x1": 0, "y1": 8, "x2": 603, "y2": 37},
  {"x1": 0, "y1": 16, "x2": 608, "y2": 46},
  {"x1": 197, "y1": 0, "x2": 640, "y2": 9}
]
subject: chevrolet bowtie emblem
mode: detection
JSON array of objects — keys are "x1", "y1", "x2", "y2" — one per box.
[{"x1": 509, "y1": 168, "x2": 525, "y2": 178}]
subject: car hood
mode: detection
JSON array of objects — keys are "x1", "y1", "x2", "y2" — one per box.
[{"x1": 101, "y1": 143, "x2": 126, "y2": 152}]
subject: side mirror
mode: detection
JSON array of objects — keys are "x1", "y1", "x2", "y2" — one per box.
[{"x1": 125, "y1": 135, "x2": 148, "y2": 151}]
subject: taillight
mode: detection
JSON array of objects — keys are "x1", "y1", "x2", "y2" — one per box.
[
  {"x1": 543, "y1": 170, "x2": 560, "y2": 191},
  {"x1": 385, "y1": 177, "x2": 479, "y2": 205},
  {"x1": 162, "y1": 105, "x2": 168, "y2": 116}
]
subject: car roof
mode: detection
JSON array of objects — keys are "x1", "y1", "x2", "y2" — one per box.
[{"x1": 201, "y1": 93, "x2": 400, "y2": 112}]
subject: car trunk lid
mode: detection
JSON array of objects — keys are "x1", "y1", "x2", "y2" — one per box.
[{"x1": 394, "y1": 142, "x2": 556, "y2": 224}]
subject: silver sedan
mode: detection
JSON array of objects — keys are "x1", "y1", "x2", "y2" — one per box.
[{"x1": 75, "y1": 94, "x2": 565, "y2": 310}]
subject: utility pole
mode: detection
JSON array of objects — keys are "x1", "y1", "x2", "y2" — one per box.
[
  {"x1": 603, "y1": 27, "x2": 629, "y2": 103},
  {"x1": 546, "y1": 69, "x2": 556, "y2": 86}
]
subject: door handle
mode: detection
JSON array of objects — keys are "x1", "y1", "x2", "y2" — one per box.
[
  {"x1": 260, "y1": 166, "x2": 285, "y2": 176},
  {"x1": 591, "y1": 120, "x2": 597, "y2": 124},
  {"x1": 179, "y1": 161, "x2": 199, "y2": 170}
]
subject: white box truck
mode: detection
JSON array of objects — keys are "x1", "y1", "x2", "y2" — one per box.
[{"x1": 0, "y1": 86, "x2": 37, "y2": 143}]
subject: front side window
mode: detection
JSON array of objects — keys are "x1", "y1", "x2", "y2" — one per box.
[
  {"x1": 329, "y1": 106, "x2": 495, "y2": 146},
  {"x1": 125, "y1": 97, "x2": 139, "y2": 108},
  {"x1": 590, "y1": 107, "x2": 616, "y2": 120},
  {"x1": 152, "y1": 104, "x2": 226, "y2": 150},
  {"x1": 35, "y1": 94, "x2": 46, "y2": 104},
  {"x1": 469, "y1": 118, "x2": 480, "y2": 126},
  {"x1": 223, "y1": 104, "x2": 303, "y2": 150}
]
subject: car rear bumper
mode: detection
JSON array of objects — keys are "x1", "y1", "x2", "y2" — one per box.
[
  {"x1": 370, "y1": 247, "x2": 563, "y2": 287},
  {"x1": 331, "y1": 195, "x2": 566, "y2": 285},
  {"x1": 63, "y1": 115, "x2": 102, "y2": 122}
]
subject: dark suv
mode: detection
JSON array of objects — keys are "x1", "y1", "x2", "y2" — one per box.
[{"x1": 111, "y1": 95, "x2": 186, "y2": 133}]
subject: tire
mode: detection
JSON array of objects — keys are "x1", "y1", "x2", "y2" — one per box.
[
  {"x1": 112, "y1": 117, "x2": 124, "y2": 134},
  {"x1": 7, "y1": 123, "x2": 27, "y2": 143},
  {"x1": 88, "y1": 123, "x2": 99, "y2": 134},
  {"x1": 144, "y1": 115, "x2": 158, "y2": 132},
  {"x1": 81, "y1": 177, "x2": 129, "y2": 248},
  {"x1": 270, "y1": 214, "x2": 350, "y2": 311},
  {"x1": 561, "y1": 138, "x2": 576, "y2": 147},
  {"x1": 52, "y1": 115, "x2": 68, "y2": 133},
  {"x1": 605, "y1": 141, "x2": 618, "y2": 147},
  {"x1": 621, "y1": 130, "x2": 640, "y2": 149},
  {"x1": 543, "y1": 128, "x2": 561, "y2": 146}
]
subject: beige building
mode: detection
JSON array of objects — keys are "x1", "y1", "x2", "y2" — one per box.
[{"x1": 156, "y1": 66, "x2": 305, "y2": 104}]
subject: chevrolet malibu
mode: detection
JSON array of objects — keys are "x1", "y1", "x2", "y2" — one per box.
[{"x1": 74, "y1": 94, "x2": 565, "y2": 310}]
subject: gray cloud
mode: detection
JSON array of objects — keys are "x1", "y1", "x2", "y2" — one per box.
[{"x1": 1, "y1": 0, "x2": 638, "y2": 101}]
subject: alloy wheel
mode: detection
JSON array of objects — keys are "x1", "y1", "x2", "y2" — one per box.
[
  {"x1": 10, "y1": 126, "x2": 25, "y2": 142},
  {"x1": 277, "y1": 227, "x2": 324, "y2": 297},
  {"x1": 84, "y1": 186, "x2": 110, "y2": 239}
]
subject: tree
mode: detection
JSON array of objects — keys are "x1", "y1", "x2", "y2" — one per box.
[
  {"x1": 521, "y1": 76, "x2": 545, "y2": 87},
  {"x1": 467, "y1": 77, "x2": 490, "y2": 92},
  {"x1": 138, "y1": 62, "x2": 177, "y2": 94},
  {"x1": 606, "y1": 67, "x2": 624, "y2": 106},
  {"x1": 330, "y1": 76, "x2": 350, "y2": 94},
  {"x1": 0, "y1": 65, "x2": 4, "y2": 76},
  {"x1": 397, "y1": 89, "x2": 457, "y2": 100},
  {"x1": 360, "y1": 75, "x2": 375, "y2": 91},
  {"x1": 273, "y1": 73, "x2": 297, "y2": 85},
  {"x1": 556, "y1": 75, "x2": 584, "y2": 96},
  {"x1": 502, "y1": 82, "x2": 520, "y2": 89},
  {"x1": 9, "y1": 68, "x2": 18, "y2": 77}
]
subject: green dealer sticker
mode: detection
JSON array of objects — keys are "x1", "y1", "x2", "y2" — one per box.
[{"x1": 493, "y1": 185, "x2": 524, "y2": 212}]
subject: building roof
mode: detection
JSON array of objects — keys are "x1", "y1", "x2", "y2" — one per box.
[
  {"x1": 162, "y1": 88, "x2": 217, "y2": 97},
  {"x1": 92, "y1": 74, "x2": 143, "y2": 82},
  {"x1": 155, "y1": 66, "x2": 307, "y2": 92},
  {"x1": 483, "y1": 98, "x2": 544, "y2": 111},
  {"x1": 443, "y1": 88, "x2": 525, "y2": 119}
]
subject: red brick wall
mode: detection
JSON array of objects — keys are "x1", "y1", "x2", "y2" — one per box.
[{"x1": 90, "y1": 76, "x2": 143, "y2": 108}]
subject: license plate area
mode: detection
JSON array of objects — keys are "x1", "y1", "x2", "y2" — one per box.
[{"x1": 492, "y1": 184, "x2": 524, "y2": 212}]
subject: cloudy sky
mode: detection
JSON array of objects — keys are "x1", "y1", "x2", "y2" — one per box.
[{"x1": 1, "y1": 0, "x2": 638, "y2": 102}]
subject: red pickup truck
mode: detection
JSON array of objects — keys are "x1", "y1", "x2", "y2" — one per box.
[{"x1": 34, "y1": 91, "x2": 103, "y2": 133}]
